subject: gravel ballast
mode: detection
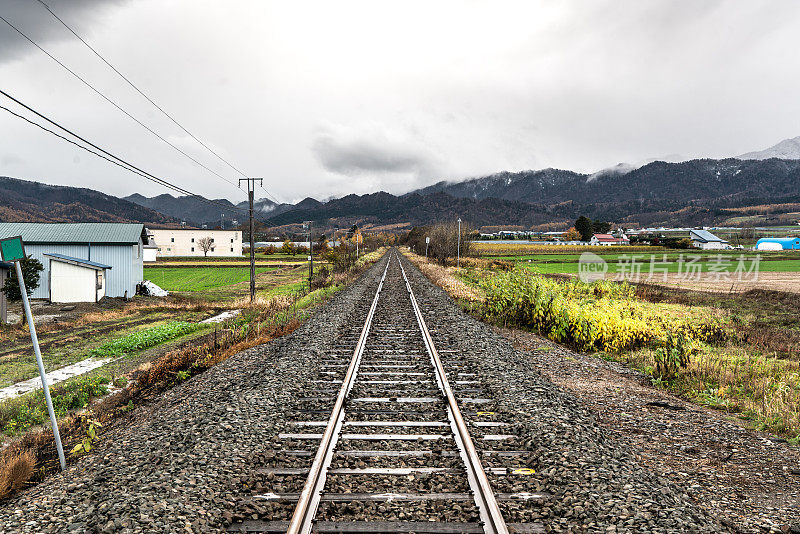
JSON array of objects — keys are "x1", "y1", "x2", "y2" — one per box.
[{"x1": 0, "y1": 252, "x2": 731, "y2": 532}]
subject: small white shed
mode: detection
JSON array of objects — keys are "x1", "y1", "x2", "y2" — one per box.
[
  {"x1": 44, "y1": 254, "x2": 111, "y2": 303},
  {"x1": 143, "y1": 230, "x2": 158, "y2": 262},
  {"x1": 143, "y1": 244, "x2": 158, "y2": 263}
]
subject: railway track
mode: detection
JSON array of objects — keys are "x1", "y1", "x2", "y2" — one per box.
[{"x1": 229, "y1": 251, "x2": 546, "y2": 533}]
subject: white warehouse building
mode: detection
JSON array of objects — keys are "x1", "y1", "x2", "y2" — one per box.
[{"x1": 149, "y1": 229, "x2": 243, "y2": 257}]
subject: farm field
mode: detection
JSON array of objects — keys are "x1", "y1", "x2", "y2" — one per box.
[
  {"x1": 488, "y1": 250, "x2": 800, "y2": 262},
  {"x1": 475, "y1": 246, "x2": 800, "y2": 275},
  {"x1": 640, "y1": 272, "x2": 800, "y2": 295},
  {"x1": 144, "y1": 266, "x2": 279, "y2": 292},
  {"x1": 517, "y1": 257, "x2": 800, "y2": 274},
  {"x1": 0, "y1": 312, "x2": 206, "y2": 389},
  {"x1": 473, "y1": 242, "x2": 654, "y2": 255},
  {"x1": 155, "y1": 253, "x2": 310, "y2": 262}
]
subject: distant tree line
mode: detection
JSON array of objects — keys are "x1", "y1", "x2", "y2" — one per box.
[{"x1": 628, "y1": 234, "x2": 693, "y2": 249}]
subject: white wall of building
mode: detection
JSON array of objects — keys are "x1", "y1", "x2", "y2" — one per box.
[
  {"x1": 150, "y1": 229, "x2": 243, "y2": 257},
  {"x1": 143, "y1": 247, "x2": 158, "y2": 262},
  {"x1": 693, "y1": 241, "x2": 726, "y2": 250},
  {"x1": 49, "y1": 261, "x2": 106, "y2": 303}
]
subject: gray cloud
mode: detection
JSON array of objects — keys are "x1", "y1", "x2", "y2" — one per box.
[
  {"x1": 0, "y1": 0, "x2": 127, "y2": 63},
  {"x1": 311, "y1": 122, "x2": 438, "y2": 177}
]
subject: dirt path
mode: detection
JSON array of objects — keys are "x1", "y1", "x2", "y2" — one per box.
[{"x1": 499, "y1": 326, "x2": 800, "y2": 534}]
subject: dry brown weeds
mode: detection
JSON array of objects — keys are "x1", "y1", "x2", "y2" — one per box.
[{"x1": 0, "y1": 449, "x2": 34, "y2": 499}]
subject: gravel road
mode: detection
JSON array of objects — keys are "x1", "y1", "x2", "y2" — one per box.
[{"x1": 0, "y1": 252, "x2": 730, "y2": 533}]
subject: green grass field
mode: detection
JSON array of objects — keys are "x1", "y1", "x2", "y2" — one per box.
[
  {"x1": 483, "y1": 250, "x2": 800, "y2": 275},
  {"x1": 144, "y1": 266, "x2": 278, "y2": 291},
  {"x1": 155, "y1": 253, "x2": 306, "y2": 262},
  {"x1": 520, "y1": 259, "x2": 800, "y2": 274}
]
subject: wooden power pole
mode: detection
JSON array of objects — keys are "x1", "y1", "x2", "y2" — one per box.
[{"x1": 239, "y1": 178, "x2": 263, "y2": 302}]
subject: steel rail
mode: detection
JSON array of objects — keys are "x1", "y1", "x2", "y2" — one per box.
[
  {"x1": 286, "y1": 254, "x2": 393, "y2": 534},
  {"x1": 397, "y1": 254, "x2": 509, "y2": 534}
]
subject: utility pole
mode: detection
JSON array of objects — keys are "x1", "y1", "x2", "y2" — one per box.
[
  {"x1": 303, "y1": 221, "x2": 313, "y2": 286},
  {"x1": 239, "y1": 177, "x2": 263, "y2": 302}
]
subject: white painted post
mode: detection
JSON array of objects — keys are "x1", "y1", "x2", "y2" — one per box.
[{"x1": 15, "y1": 262, "x2": 66, "y2": 470}]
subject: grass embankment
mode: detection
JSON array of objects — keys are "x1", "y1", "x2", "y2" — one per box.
[{"x1": 405, "y1": 249, "x2": 800, "y2": 439}]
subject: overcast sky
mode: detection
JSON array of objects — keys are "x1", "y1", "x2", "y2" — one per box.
[{"x1": 1, "y1": 0, "x2": 799, "y2": 204}]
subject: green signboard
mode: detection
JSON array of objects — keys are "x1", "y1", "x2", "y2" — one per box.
[{"x1": 0, "y1": 236, "x2": 26, "y2": 262}]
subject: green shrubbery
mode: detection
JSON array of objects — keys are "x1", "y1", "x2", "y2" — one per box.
[
  {"x1": 0, "y1": 376, "x2": 110, "y2": 434},
  {"x1": 480, "y1": 269, "x2": 726, "y2": 372},
  {"x1": 88, "y1": 321, "x2": 202, "y2": 358}
]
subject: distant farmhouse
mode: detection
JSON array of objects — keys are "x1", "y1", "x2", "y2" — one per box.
[
  {"x1": 689, "y1": 229, "x2": 729, "y2": 250},
  {"x1": 756, "y1": 237, "x2": 800, "y2": 251},
  {"x1": 0, "y1": 223, "x2": 146, "y2": 301},
  {"x1": 149, "y1": 229, "x2": 243, "y2": 257},
  {"x1": 590, "y1": 233, "x2": 630, "y2": 246}
]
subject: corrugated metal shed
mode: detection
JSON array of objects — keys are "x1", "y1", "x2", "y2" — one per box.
[
  {"x1": 0, "y1": 223, "x2": 144, "y2": 244},
  {"x1": 0, "y1": 223, "x2": 144, "y2": 299}
]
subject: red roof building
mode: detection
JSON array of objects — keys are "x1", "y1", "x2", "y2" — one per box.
[{"x1": 590, "y1": 233, "x2": 629, "y2": 246}]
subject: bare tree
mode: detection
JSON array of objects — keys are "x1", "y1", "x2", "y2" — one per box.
[
  {"x1": 197, "y1": 237, "x2": 214, "y2": 257},
  {"x1": 404, "y1": 222, "x2": 472, "y2": 265}
]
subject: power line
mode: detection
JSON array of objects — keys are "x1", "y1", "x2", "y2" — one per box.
[
  {"x1": 35, "y1": 0, "x2": 248, "y2": 177},
  {"x1": 32, "y1": 0, "x2": 283, "y2": 206},
  {"x1": 0, "y1": 103, "x2": 184, "y2": 195},
  {"x1": 0, "y1": 88, "x2": 270, "y2": 223},
  {"x1": 0, "y1": 13, "x2": 242, "y2": 192}
]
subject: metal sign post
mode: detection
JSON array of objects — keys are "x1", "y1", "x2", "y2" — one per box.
[
  {"x1": 303, "y1": 221, "x2": 313, "y2": 285},
  {"x1": 0, "y1": 236, "x2": 66, "y2": 470},
  {"x1": 425, "y1": 236, "x2": 430, "y2": 260},
  {"x1": 354, "y1": 229, "x2": 362, "y2": 258},
  {"x1": 457, "y1": 217, "x2": 462, "y2": 268}
]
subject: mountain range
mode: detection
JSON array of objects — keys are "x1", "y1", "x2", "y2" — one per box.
[
  {"x1": 2, "y1": 136, "x2": 800, "y2": 231},
  {"x1": 0, "y1": 176, "x2": 177, "y2": 225}
]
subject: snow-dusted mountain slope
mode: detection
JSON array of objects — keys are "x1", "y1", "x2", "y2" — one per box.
[{"x1": 738, "y1": 136, "x2": 800, "y2": 160}]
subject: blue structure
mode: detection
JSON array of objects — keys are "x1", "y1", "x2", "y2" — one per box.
[
  {"x1": 0, "y1": 223, "x2": 146, "y2": 299},
  {"x1": 756, "y1": 237, "x2": 800, "y2": 250}
]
